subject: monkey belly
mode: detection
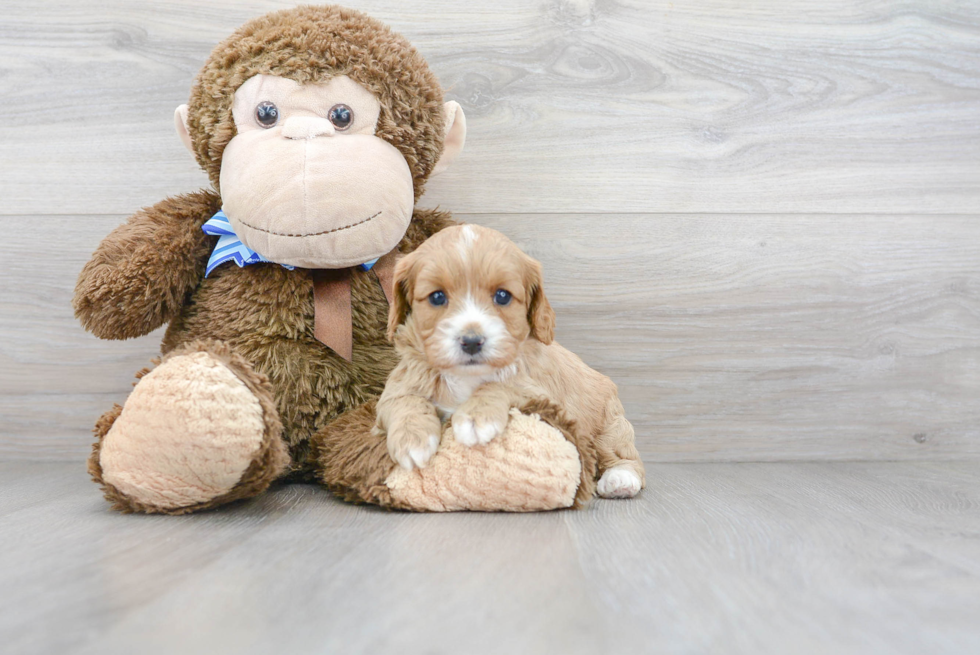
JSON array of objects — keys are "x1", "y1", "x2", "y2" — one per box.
[{"x1": 161, "y1": 263, "x2": 398, "y2": 468}]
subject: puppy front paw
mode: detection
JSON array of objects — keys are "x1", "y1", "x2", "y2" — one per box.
[
  {"x1": 452, "y1": 401, "x2": 510, "y2": 447},
  {"x1": 597, "y1": 466, "x2": 642, "y2": 499},
  {"x1": 385, "y1": 414, "x2": 442, "y2": 471}
]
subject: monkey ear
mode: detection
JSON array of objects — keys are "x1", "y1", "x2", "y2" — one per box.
[
  {"x1": 431, "y1": 101, "x2": 466, "y2": 176},
  {"x1": 386, "y1": 253, "x2": 418, "y2": 341},
  {"x1": 525, "y1": 257, "x2": 556, "y2": 345},
  {"x1": 174, "y1": 104, "x2": 194, "y2": 156}
]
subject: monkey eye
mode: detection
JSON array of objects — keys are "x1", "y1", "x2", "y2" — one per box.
[
  {"x1": 255, "y1": 101, "x2": 279, "y2": 128},
  {"x1": 328, "y1": 104, "x2": 353, "y2": 130},
  {"x1": 494, "y1": 289, "x2": 513, "y2": 306},
  {"x1": 428, "y1": 290, "x2": 448, "y2": 307}
]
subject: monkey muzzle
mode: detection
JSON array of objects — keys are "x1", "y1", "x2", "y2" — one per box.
[{"x1": 219, "y1": 127, "x2": 415, "y2": 269}]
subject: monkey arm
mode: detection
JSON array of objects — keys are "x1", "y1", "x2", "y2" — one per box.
[{"x1": 73, "y1": 190, "x2": 222, "y2": 340}]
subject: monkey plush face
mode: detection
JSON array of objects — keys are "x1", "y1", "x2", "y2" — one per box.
[
  {"x1": 174, "y1": 5, "x2": 466, "y2": 269},
  {"x1": 218, "y1": 74, "x2": 415, "y2": 268}
]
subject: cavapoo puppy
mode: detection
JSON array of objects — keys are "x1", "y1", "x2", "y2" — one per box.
[{"x1": 374, "y1": 224, "x2": 645, "y2": 499}]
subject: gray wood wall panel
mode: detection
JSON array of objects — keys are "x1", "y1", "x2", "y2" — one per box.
[
  {"x1": 1, "y1": 0, "x2": 978, "y2": 215},
  {"x1": 3, "y1": 214, "x2": 977, "y2": 461},
  {"x1": 2, "y1": 0, "x2": 978, "y2": 461}
]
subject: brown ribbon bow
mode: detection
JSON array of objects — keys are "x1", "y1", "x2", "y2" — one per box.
[{"x1": 310, "y1": 249, "x2": 400, "y2": 362}]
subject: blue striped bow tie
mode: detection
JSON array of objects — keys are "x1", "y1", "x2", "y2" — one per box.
[{"x1": 202, "y1": 210, "x2": 377, "y2": 277}]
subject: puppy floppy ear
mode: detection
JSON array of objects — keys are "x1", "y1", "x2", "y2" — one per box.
[
  {"x1": 387, "y1": 252, "x2": 419, "y2": 341},
  {"x1": 524, "y1": 256, "x2": 556, "y2": 345}
]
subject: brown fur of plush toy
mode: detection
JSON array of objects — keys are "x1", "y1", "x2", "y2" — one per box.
[
  {"x1": 74, "y1": 6, "x2": 455, "y2": 513},
  {"x1": 187, "y1": 5, "x2": 446, "y2": 200},
  {"x1": 79, "y1": 201, "x2": 454, "y2": 514},
  {"x1": 312, "y1": 397, "x2": 598, "y2": 511},
  {"x1": 87, "y1": 340, "x2": 289, "y2": 514},
  {"x1": 74, "y1": 5, "x2": 591, "y2": 515}
]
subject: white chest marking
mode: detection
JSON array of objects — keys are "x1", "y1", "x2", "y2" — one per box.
[{"x1": 435, "y1": 363, "x2": 517, "y2": 417}]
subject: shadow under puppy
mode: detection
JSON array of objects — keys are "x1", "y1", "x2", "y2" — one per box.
[{"x1": 375, "y1": 224, "x2": 645, "y2": 498}]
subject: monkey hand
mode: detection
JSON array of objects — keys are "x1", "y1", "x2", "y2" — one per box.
[{"x1": 73, "y1": 191, "x2": 218, "y2": 340}]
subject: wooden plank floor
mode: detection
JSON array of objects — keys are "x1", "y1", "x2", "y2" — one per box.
[{"x1": 2, "y1": 461, "x2": 979, "y2": 655}]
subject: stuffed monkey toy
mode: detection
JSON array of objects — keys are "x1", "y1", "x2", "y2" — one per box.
[{"x1": 75, "y1": 5, "x2": 596, "y2": 514}]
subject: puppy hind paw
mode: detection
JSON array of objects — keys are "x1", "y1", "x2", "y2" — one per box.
[{"x1": 597, "y1": 466, "x2": 642, "y2": 499}]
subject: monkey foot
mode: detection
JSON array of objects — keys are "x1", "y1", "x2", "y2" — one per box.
[
  {"x1": 385, "y1": 409, "x2": 583, "y2": 512},
  {"x1": 315, "y1": 398, "x2": 596, "y2": 512},
  {"x1": 91, "y1": 341, "x2": 289, "y2": 514}
]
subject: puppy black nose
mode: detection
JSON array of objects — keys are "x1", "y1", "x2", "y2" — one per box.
[{"x1": 460, "y1": 334, "x2": 484, "y2": 355}]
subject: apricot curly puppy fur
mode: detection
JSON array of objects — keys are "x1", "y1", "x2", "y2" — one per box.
[{"x1": 376, "y1": 225, "x2": 646, "y2": 498}]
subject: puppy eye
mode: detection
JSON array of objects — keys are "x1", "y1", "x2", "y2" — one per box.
[
  {"x1": 328, "y1": 104, "x2": 353, "y2": 130},
  {"x1": 255, "y1": 101, "x2": 279, "y2": 128},
  {"x1": 494, "y1": 289, "x2": 512, "y2": 306},
  {"x1": 428, "y1": 290, "x2": 448, "y2": 306}
]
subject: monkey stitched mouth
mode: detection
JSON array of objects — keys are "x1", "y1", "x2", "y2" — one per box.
[{"x1": 237, "y1": 211, "x2": 381, "y2": 237}]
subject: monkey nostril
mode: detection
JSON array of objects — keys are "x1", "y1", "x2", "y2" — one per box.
[
  {"x1": 281, "y1": 117, "x2": 336, "y2": 140},
  {"x1": 460, "y1": 334, "x2": 484, "y2": 356}
]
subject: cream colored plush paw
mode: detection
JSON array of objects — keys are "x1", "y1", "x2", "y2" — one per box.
[
  {"x1": 99, "y1": 351, "x2": 268, "y2": 510},
  {"x1": 386, "y1": 409, "x2": 581, "y2": 512}
]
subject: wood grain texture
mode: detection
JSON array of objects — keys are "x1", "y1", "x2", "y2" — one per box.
[
  {"x1": 2, "y1": 214, "x2": 977, "y2": 461},
  {"x1": 1, "y1": 461, "x2": 978, "y2": 655},
  {"x1": 3, "y1": 1, "x2": 978, "y2": 462},
  {"x1": 1, "y1": 0, "x2": 979, "y2": 215}
]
